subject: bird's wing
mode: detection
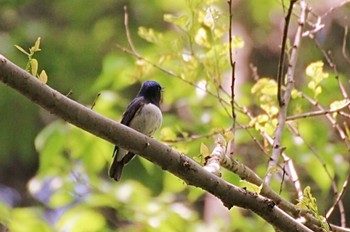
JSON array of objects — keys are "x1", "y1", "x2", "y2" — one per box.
[{"x1": 120, "y1": 96, "x2": 146, "y2": 126}]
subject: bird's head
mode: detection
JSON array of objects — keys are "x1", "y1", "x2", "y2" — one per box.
[{"x1": 137, "y1": 81, "x2": 163, "y2": 105}]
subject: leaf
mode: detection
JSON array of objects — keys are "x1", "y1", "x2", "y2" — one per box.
[
  {"x1": 160, "y1": 127, "x2": 177, "y2": 142},
  {"x1": 14, "y1": 45, "x2": 30, "y2": 56},
  {"x1": 163, "y1": 14, "x2": 192, "y2": 31},
  {"x1": 138, "y1": 27, "x2": 163, "y2": 44},
  {"x1": 251, "y1": 78, "x2": 278, "y2": 105},
  {"x1": 296, "y1": 186, "x2": 318, "y2": 215},
  {"x1": 30, "y1": 58, "x2": 38, "y2": 76},
  {"x1": 291, "y1": 89, "x2": 302, "y2": 99},
  {"x1": 194, "y1": 27, "x2": 210, "y2": 48},
  {"x1": 330, "y1": 99, "x2": 348, "y2": 111},
  {"x1": 200, "y1": 142, "x2": 210, "y2": 157},
  {"x1": 39, "y1": 70, "x2": 48, "y2": 84},
  {"x1": 240, "y1": 180, "x2": 262, "y2": 193},
  {"x1": 232, "y1": 35, "x2": 244, "y2": 49},
  {"x1": 306, "y1": 61, "x2": 329, "y2": 98},
  {"x1": 30, "y1": 37, "x2": 41, "y2": 53}
]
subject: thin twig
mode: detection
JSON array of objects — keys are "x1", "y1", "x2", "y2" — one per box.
[
  {"x1": 227, "y1": 0, "x2": 236, "y2": 159},
  {"x1": 301, "y1": 93, "x2": 350, "y2": 227},
  {"x1": 342, "y1": 25, "x2": 350, "y2": 64},
  {"x1": 265, "y1": 0, "x2": 307, "y2": 186},
  {"x1": 326, "y1": 170, "x2": 350, "y2": 227},
  {"x1": 277, "y1": 0, "x2": 298, "y2": 106},
  {"x1": 286, "y1": 100, "x2": 350, "y2": 121},
  {"x1": 91, "y1": 93, "x2": 101, "y2": 110},
  {"x1": 123, "y1": 6, "x2": 138, "y2": 55}
]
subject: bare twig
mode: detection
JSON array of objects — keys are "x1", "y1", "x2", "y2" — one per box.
[
  {"x1": 320, "y1": 0, "x2": 350, "y2": 19},
  {"x1": 90, "y1": 93, "x2": 101, "y2": 110},
  {"x1": 342, "y1": 25, "x2": 350, "y2": 64},
  {"x1": 301, "y1": 93, "x2": 350, "y2": 227},
  {"x1": 277, "y1": 0, "x2": 298, "y2": 106},
  {"x1": 326, "y1": 169, "x2": 350, "y2": 226},
  {"x1": 227, "y1": 0, "x2": 236, "y2": 159},
  {"x1": 302, "y1": 94, "x2": 350, "y2": 150},
  {"x1": 265, "y1": 0, "x2": 308, "y2": 186},
  {"x1": 123, "y1": 6, "x2": 138, "y2": 55},
  {"x1": 286, "y1": 100, "x2": 350, "y2": 121}
]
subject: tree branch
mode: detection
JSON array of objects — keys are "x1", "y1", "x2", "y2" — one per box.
[
  {"x1": 265, "y1": 0, "x2": 308, "y2": 186},
  {"x1": 0, "y1": 54, "x2": 316, "y2": 232}
]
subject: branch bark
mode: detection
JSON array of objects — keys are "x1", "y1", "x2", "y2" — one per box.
[
  {"x1": 0, "y1": 54, "x2": 314, "y2": 232},
  {"x1": 265, "y1": 0, "x2": 308, "y2": 186}
]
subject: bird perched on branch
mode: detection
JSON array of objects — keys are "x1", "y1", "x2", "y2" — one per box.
[{"x1": 109, "y1": 80, "x2": 163, "y2": 181}]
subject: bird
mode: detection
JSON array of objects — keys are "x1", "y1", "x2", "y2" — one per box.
[{"x1": 109, "y1": 80, "x2": 163, "y2": 181}]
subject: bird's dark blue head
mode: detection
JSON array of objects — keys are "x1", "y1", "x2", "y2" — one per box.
[{"x1": 137, "y1": 81, "x2": 162, "y2": 105}]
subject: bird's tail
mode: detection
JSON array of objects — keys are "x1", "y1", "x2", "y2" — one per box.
[
  {"x1": 109, "y1": 156, "x2": 124, "y2": 181},
  {"x1": 109, "y1": 146, "x2": 135, "y2": 181}
]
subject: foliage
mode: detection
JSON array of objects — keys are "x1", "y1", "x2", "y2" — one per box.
[
  {"x1": 1, "y1": 0, "x2": 350, "y2": 231},
  {"x1": 15, "y1": 37, "x2": 48, "y2": 83}
]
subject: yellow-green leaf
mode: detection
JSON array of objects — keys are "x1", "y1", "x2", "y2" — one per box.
[
  {"x1": 39, "y1": 70, "x2": 48, "y2": 84},
  {"x1": 330, "y1": 99, "x2": 348, "y2": 111},
  {"x1": 232, "y1": 35, "x2": 244, "y2": 49},
  {"x1": 160, "y1": 127, "x2": 177, "y2": 142},
  {"x1": 240, "y1": 180, "x2": 262, "y2": 193},
  {"x1": 30, "y1": 58, "x2": 38, "y2": 76},
  {"x1": 14, "y1": 45, "x2": 30, "y2": 56},
  {"x1": 163, "y1": 14, "x2": 191, "y2": 31},
  {"x1": 200, "y1": 142, "x2": 210, "y2": 157},
  {"x1": 195, "y1": 27, "x2": 210, "y2": 48},
  {"x1": 330, "y1": 99, "x2": 348, "y2": 118},
  {"x1": 31, "y1": 37, "x2": 41, "y2": 53},
  {"x1": 138, "y1": 27, "x2": 163, "y2": 44}
]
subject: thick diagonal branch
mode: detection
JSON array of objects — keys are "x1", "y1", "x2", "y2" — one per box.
[{"x1": 0, "y1": 54, "x2": 314, "y2": 232}]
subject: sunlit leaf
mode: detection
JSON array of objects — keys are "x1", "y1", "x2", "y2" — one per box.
[
  {"x1": 31, "y1": 37, "x2": 41, "y2": 53},
  {"x1": 8, "y1": 208, "x2": 51, "y2": 232},
  {"x1": 39, "y1": 70, "x2": 48, "y2": 83},
  {"x1": 194, "y1": 27, "x2": 210, "y2": 48},
  {"x1": 160, "y1": 127, "x2": 177, "y2": 142},
  {"x1": 138, "y1": 27, "x2": 163, "y2": 44},
  {"x1": 232, "y1": 35, "x2": 244, "y2": 49},
  {"x1": 14, "y1": 45, "x2": 30, "y2": 56},
  {"x1": 200, "y1": 142, "x2": 210, "y2": 157},
  {"x1": 240, "y1": 180, "x2": 261, "y2": 193},
  {"x1": 57, "y1": 207, "x2": 106, "y2": 232},
  {"x1": 330, "y1": 99, "x2": 348, "y2": 111},
  {"x1": 163, "y1": 14, "x2": 192, "y2": 31},
  {"x1": 49, "y1": 190, "x2": 74, "y2": 208},
  {"x1": 30, "y1": 58, "x2": 38, "y2": 76}
]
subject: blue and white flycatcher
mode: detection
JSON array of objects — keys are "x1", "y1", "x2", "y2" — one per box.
[{"x1": 109, "y1": 80, "x2": 163, "y2": 181}]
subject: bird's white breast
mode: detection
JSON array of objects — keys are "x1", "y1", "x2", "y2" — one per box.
[{"x1": 129, "y1": 103, "x2": 162, "y2": 136}]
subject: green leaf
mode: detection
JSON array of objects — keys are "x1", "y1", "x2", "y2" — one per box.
[
  {"x1": 49, "y1": 190, "x2": 75, "y2": 208},
  {"x1": 30, "y1": 58, "x2": 38, "y2": 76},
  {"x1": 57, "y1": 207, "x2": 106, "y2": 232},
  {"x1": 306, "y1": 61, "x2": 329, "y2": 98},
  {"x1": 39, "y1": 70, "x2": 48, "y2": 84},
  {"x1": 14, "y1": 45, "x2": 30, "y2": 56},
  {"x1": 138, "y1": 27, "x2": 163, "y2": 44},
  {"x1": 30, "y1": 37, "x2": 41, "y2": 53},
  {"x1": 194, "y1": 27, "x2": 210, "y2": 48},
  {"x1": 163, "y1": 14, "x2": 192, "y2": 31},
  {"x1": 330, "y1": 99, "x2": 348, "y2": 111},
  {"x1": 296, "y1": 186, "x2": 318, "y2": 215},
  {"x1": 240, "y1": 180, "x2": 262, "y2": 193},
  {"x1": 232, "y1": 35, "x2": 244, "y2": 49},
  {"x1": 200, "y1": 142, "x2": 210, "y2": 157},
  {"x1": 9, "y1": 208, "x2": 51, "y2": 232}
]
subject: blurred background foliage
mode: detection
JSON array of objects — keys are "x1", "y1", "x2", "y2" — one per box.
[{"x1": 0, "y1": 0, "x2": 350, "y2": 231}]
